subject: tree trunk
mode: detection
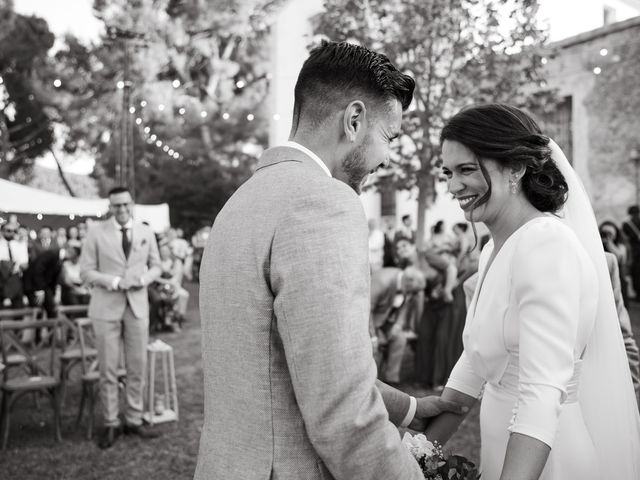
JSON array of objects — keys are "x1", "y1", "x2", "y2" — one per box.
[
  {"x1": 199, "y1": 124, "x2": 216, "y2": 162},
  {"x1": 416, "y1": 177, "x2": 430, "y2": 250},
  {"x1": 49, "y1": 148, "x2": 76, "y2": 197}
]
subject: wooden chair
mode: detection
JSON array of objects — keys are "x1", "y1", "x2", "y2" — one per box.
[
  {"x1": 56, "y1": 305, "x2": 95, "y2": 404},
  {"x1": 74, "y1": 318, "x2": 126, "y2": 439},
  {"x1": 0, "y1": 308, "x2": 45, "y2": 375},
  {"x1": 0, "y1": 319, "x2": 62, "y2": 449}
]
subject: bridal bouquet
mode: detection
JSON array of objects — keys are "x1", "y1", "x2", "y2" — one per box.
[{"x1": 402, "y1": 433, "x2": 480, "y2": 479}]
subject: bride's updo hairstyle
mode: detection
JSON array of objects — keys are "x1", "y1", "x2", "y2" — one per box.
[{"x1": 440, "y1": 104, "x2": 568, "y2": 214}]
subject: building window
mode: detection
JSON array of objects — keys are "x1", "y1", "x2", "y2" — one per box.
[
  {"x1": 604, "y1": 5, "x2": 617, "y2": 25},
  {"x1": 545, "y1": 96, "x2": 573, "y2": 165}
]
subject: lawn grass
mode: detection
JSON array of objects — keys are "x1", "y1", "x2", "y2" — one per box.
[{"x1": 3, "y1": 282, "x2": 639, "y2": 479}]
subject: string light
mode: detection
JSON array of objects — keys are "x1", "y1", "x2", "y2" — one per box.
[
  {"x1": 0, "y1": 76, "x2": 3, "y2": 85},
  {"x1": 541, "y1": 57, "x2": 547, "y2": 65},
  {"x1": 156, "y1": 140, "x2": 163, "y2": 147},
  {"x1": 172, "y1": 79, "x2": 181, "y2": 88},
  {"x1": 163, "y1": 145, "x2": 169, "y2": 152},
  {"x1": 600, "y1": 48, "x2": 608, "y2": 56},
  {"x1": 69, "y1": 214, "x2": 75, "y2": 220},
  {"x1": 150, "y1": 134, "x2": 157, "y2": 141},
  {"x1": 144, "y1": 126, "x2": 150, "y2": 133},
  {"x1": 593, "y1": 66, "x2": 602, "y2": 75},
  {"x1": 222, "y1": 112, "x2": 230, "y2": 120},
  {"x1": 158, "y1": 104, "x2": 165, "y2": 111},
  {"x1": 173, "y1": 152, "x2": 179, "y2": 159},
  {"x1": 272, "y1": 113, "x2": 280, "y2": 121},
  {"x1": 200, "y1": 110, "x2": 208, "y2": 118},
  {"x1": 53, "y1": 79, "x2": 62, "y2": 88},
  {"x1": 117, "y1": 81, "x2": 125, "y2": 89},
  {"x1": 129, "y1": 106, "x2": 136, "y2": 114},
  {"x1": 235, "y1": 80, "x2": 246, "y2": 89},
  {"x1": 140, "y1": 100, "x2": 147, "y2": 107},
  {"x1": 178, "y1": 107, "x2": 186, "y2": 115},
  {"x1": 247, "y1": 114, "x2": 255, "y2": 121},
  {"x1": 135, "y1": 118, "x2": 142, "y2": 125},
  {"x1": 37, "y1": 213, "x2": 43, "y2": 220}
]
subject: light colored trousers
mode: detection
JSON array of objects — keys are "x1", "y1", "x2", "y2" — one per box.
[
  {"x1": 375, "y1": 322, "x2": 408, "y2": 383},
  {"x1": 93, "y1": 305, "x2": 148, "y2": 427}
]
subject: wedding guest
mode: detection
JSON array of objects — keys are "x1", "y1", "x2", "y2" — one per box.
[
  {"x1": 67, "y1": 225, "x2": 82, "y2": 250},
  {"x1": 368, "y1": 218, "x2": 385, "y2": 272},
  {"x1": 623, "y1": 205, "x2": 640, "y2": 299},
  {"x1": 370, "y1": 266, "x2": 426, "y2": 385},
  {"x1": 0, "y1": 221, "x2": 29, "y2": 308},
  {"x1": 381, "y1": 216, "x2": 397, "y2": 267},
  {"x1": 80, "y1": 186, "x2": 161, "y2": 449},
  {"x1": 60, "y1": 246, "x2": 90, "y2": 305},
  {"x1": 600, "y1": 220, "x2": 633, "y2": 306},
  {"x1": 25, "y1": 226, "x2": 60, "y2": 318},
  {"x1": 605, "y1": 251, "x2": 640, "y2": 403},
  {"x1": 149, "y1": 243, "x2": 189, "y2": 331},
  {"x1": 394, "y1": 214, "x2": 416, "y2": 243}
]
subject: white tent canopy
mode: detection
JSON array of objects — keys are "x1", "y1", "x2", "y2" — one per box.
[{"x1": 0, "y1": 178, "x2": 170, "y2": 233}]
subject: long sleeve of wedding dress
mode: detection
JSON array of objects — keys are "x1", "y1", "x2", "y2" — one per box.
[{"x1": 507, "y1": 222, "x2": 595, "y2": 448}]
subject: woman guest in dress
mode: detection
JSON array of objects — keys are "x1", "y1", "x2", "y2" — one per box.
[{"x1": 425, "y1": 104, "x2": 640, "y2": 479}]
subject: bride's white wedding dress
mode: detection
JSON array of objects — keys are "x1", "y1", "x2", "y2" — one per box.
[
  {"x1": 445, "y1": 140, "x2": 640, "y2": 480},
  {"x1": 447, "y1": 216, "x2": 600, "y2": 479}
]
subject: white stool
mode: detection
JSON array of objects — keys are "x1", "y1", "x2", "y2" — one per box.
[{"x1": 143, "y1": 339, "x2": 179, "y2": 425}]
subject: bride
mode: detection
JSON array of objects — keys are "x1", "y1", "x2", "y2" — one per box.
[{"x1": 425, "y1": 104, "x2": 640, "y2": 479}]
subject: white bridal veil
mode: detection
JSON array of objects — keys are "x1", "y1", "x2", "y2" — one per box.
[{"x1": 549, "y1": 139, "x2": 640, "y2": 478}]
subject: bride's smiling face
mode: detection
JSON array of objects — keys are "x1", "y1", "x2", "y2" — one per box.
[{"x1": 440, "y1": 140, "x2": 511, "y2": 225}]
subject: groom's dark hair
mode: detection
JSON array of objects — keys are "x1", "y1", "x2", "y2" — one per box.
[{"x1": 291, "y1": 41, "x2": 415, "y2": 133}]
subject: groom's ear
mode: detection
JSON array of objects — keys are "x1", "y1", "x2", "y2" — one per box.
[{"x1": 343, "y1": 100, "x2": 367, "y2": 142}]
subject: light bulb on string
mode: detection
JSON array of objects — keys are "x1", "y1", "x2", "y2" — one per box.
[
  {"x1": 163, "y1": 145, "x2": 169, "y2": 152},
  {"x1": 540, "y1": 57, "x2": 547, "y2": 65},
  {"x1": 272, "y1": 113, "x2": 280, "y2": 121},
  {"x1": 144, "y1": 127, "x2": 150, "y2": 134},
  {"x1": 235, "y1": 80, "x2": 246, "y2": 89},
  {"x1": 178, "y1": 107, "x2": 186, "y2": 115},
  {"x1": 150, "y1": 134, "x2": 157, "y2": 141},
  {"x1": 37, "y1": 214, "x2": 43, "y2": 220},
  {"x1": 168, "y1": 149, "x2": 174, "y2": 155},
  {"x1": 222, "y1": 112, "x2": 230, "y2": 120},
  {"x1": 129, "y1": 106, "x2": 136, "y2": 114},
  {"x1": 200, "y1": 110, "x2": 208, "y2": 118},
  {"x1": 0, "y1": 76, "x2": 3, "y2": 85},
  {"x1": 53, "y1": 79, "x2": 62, "y2": 88},
  {"x1": 69, "y1": 214, "x2": 75, "y2": 220},
  {"x1": 172, "y1": 79, "x2": 181, "y2": 88},
  {"x1": 156, "y1": 140, "x2": 162, "y2": 147},
  {"x1": 593, "y1": 66, "x2": 602, "y2": 75},
  {"x1": 135, "y1": 118, "x2": 142, "y2": 125},
  {"x1": 158, "y1": 104, "x2": 165, "y2": 111},
  {"x1": 247, "y1": 114, "x2": 255, "y2": 121},
  {"x1": 140, "y1": 100, "x2": 147, "y2": 107},
  {"x1": 117, "y1": 81, "x2": 125, "y2": 89},
  {"x1": 600, "y1": 48, "x2": 608, "y2": 56},
  {"x1": 173, "y1": 152, "x2": 180, "y2": 159}
]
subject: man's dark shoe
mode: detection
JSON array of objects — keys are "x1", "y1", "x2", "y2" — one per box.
[
  {"x1": 97, "y1": 426, "x2": 120, "y2": 449},
  {"x1": 123, "y1": 423, "x2": 161, "y2": 439}
]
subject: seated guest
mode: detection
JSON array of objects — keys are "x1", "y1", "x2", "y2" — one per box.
[
  {"x1": 149, "y1": 243, "x2": 189, "y2": 331},
  {"x1": 60, "y1": 246, "x2": 90, "y2": 305},
  {"x1": 370, "y1": 266, "x2": 425, "y2": 385}
]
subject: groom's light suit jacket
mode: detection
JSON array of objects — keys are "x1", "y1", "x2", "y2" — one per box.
[{"x1": 195, "y1": 146, "x2": 423, "y2": 480}]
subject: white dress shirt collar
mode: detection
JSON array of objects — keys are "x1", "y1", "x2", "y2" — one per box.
[
  {"x1": 113, "y1": 217, "x2": 133, "y2": 231},
  {"x1": 284, "y1": 141, "x2": 331, "y2": 177}
]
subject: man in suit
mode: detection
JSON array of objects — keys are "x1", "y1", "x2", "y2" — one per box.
[
  {"x1": 623, "y1": 205, "x2": 640, "y2": 299},
  {"x1": 370, "y1": 266, "x2": 426, "y2": 384},
  {"x1": 0, "y1": 220, "x2": 29, "y2": 308},
  {"x1": 80, "y1": 187, "x2": 161, "y2": 449},
  {"x1": 195, "y1": 41, "x2": 464, "y2": 480},
  {"x1": 24, "y1": 226, "x2": 60, "y2": 318}
]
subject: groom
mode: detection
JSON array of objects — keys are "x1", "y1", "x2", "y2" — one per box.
[{"x1": 195, "y1": 41, "x2": 463, "y2": 479}]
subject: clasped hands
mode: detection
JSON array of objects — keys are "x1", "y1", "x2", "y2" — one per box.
[
  {"x1": 117, "y1": 277, "x2": 145, "y2": 291},
  {"x1": 408, "y1": 395, "x2": 469, "y2": 431}
]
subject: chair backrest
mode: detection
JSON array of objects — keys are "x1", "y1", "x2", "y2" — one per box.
[
  {"x1": 0, "y1": 307, "x2": 43, "y2": 321},
  {"x1": 0, "y1": 319, "x2": 61, "y2": 381},
  {"x1": 75, "y1": 318, "x2": 97, "y2": 375},
  {"x1": 57, "y1": 304, "x2": 89, "y2": 320}
]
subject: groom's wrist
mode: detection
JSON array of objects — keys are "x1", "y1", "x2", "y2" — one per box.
[{"x1": 399, "y1": 395, "x2": 417, "y2": 428}]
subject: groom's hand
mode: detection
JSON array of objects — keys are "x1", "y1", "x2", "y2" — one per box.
[{"x1": 408, "y1": 396, "x2": 469, "y2": 431}]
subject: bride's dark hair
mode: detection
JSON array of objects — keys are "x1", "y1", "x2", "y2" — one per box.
[{"x1": 440, "y1": 104, "x2": 568, "y2": 248}]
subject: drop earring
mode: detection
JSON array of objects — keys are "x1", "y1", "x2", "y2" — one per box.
[{"x1": 509, "y1": 179, "x2": 518, "y2": 194}]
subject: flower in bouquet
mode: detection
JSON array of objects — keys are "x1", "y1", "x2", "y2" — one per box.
[{"x1": 402, "y1": 433, "x2": 481, "y2": 480}]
